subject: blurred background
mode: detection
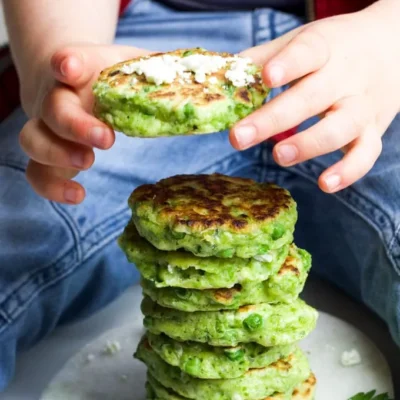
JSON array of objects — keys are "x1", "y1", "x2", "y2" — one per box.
[{"x1": 0, "y1": 3, "x2": 7, "y2": 46}]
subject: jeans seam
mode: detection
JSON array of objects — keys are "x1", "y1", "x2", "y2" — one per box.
[
  {"x1": 80, "y1": 204, "x2": 130, "y2": 240},
  {"x1": 285, "y1": 159, "x2": 400, "y2": 277},
  {"x1": 310, "y1": 159, "x2": 398, "y2": 237},
  {"x1": 51, "y1": 202, "x2": 83, "y2": 262},
  {"x1": 0, "y1": 161, "x2": 26, "y2": 173},
  {"x1": 0, "y1": 309, "x2": 11, "y2": 325},
  {"x1": 0, "y1": 243, "x2": 79, "y2": 333},
  {"x1": 390, "y1": 224, "x2": 400, "y2": 254},
  {"x1": 81, "y1": 209, "x2": 130, "y2": 262},
  {"x1": 0, "y1": 168, "x2": 84, "y2": 327},
  {"x1": 269, "y1": 9, "x2": 277, "y2": 41}
]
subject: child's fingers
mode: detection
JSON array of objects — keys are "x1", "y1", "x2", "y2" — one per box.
[
  {"x1": 20, "y1": 119, "x2": 95, "y2": 170},
  {"x1": 319, "y1": 132, "x2": 383, "y2": 193},
  {"x1": 263, "y1": 28, "x2": 330, "y2": 87},
  {"x1": 230, "y1": 72, "x2": 336, "y2": 150},
  {"x1": 51, "y1": 45, "x2": 153, "y2": 88},
  {"x1": 41, "y1": 86, "x2": 115, "y2": 149},
  {"x1": 272, "y1": 98, "x2": 365, "y2": 166},
  {"x1": 26, "y1": 160, "x2": 86, "y2": 204},
  {"x1": 51, "y1": 49, "x2": 85, "y2": 87}
]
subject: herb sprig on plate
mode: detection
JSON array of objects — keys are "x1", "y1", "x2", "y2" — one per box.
[{"x1": 348, "y1": 390, "x2": 393, "y2": 400}]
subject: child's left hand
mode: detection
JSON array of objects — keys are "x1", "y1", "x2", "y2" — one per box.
[{"x1": 231, "y1": 0, "x2": 400, "y2": 193}]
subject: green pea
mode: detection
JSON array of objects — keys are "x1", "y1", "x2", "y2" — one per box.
[
  {"x1": 272, "y1": 224, "x2": 285, "y2": 240},
  {"x1": 259, "y1": 244, "x2": 270, "y2": 253},
  {"x1": 234, "y1": 103, "x2": 251, "y2": 118},
  {"x1": 183, "y1": 102, "x2": 195, "y2": 118},
  {"x1": 222, "y1": 83, "x2": 235, "y2": 96},
  {"x1": 224, "y1": 348, "x2": 245, "y2": 361},
  {"x1": 243, "y1": 313, "x2": 264, "y2": 332},
  {"x1": 183, "y1": 358, "x2": 201, "y2": 375},
  {"x1": 218, "y1": 248, "x2": 235, "y2": 258}
]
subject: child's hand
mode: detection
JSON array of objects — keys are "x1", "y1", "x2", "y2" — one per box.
[
  {"x1": 19, "y1": 44, "x2": 152, "y2": 204},
  {"x1": 231, "y1": 0, "x2": 400, "y2": 193}
]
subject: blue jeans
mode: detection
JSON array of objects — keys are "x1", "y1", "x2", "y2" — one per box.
[{"x1": 1, "y1": 0, "x2": 400, "y2": 391}]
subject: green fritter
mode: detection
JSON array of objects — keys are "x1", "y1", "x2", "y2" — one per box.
[
  {"x1": 141, "y1": 244, "x2": 311, "y2": 311},
  {"x1": 141, "y1": 297, "x2": 318, "y2": 347},
  {"x1": 119, "y1": 222, "x2": 289, "y2": 289},
  {"x1": 92, "y1": 48, "x2": 269, "y2": 138},
  {"x1": 129, "y1": 173, "x2": 297, "y2": 258},
  {"x1": 146, "y1": 332, "x2": 295, "y2": 379},
  {"x1": 146, "y1": 373, "x2": 316, "y2": 400},
  {"x1": 136, "y1": 337, "x2": 310, "y2": 400}
]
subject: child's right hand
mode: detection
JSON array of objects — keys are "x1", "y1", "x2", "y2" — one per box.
[{"x1": 19, "y1": 44, "x2": 152, "y2": 204}]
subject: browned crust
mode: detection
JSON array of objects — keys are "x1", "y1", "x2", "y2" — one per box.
[
  {"x1": 278, "y1": 256, "x2": 300, "y2": 276},
  {"x1": 212, "y1": 285, "x2": 242, "y2": 303},
  {"x1": 130, "y1": 174, "x2": 294, "y2": 232},
  {"x1": 263, "y1": 374, "x2": 317, "y2": 400}
]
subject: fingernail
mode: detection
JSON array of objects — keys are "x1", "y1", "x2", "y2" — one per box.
[
  {"x1": 269, "y1": 64, "x2": 285, "y2": 86},
  {"x1": 276, "y1": 144, "x2": 298, "y2": 165},
  {"x1": 324, "y1": 174, "x2": 341, "y2": 191},
  {"x1": 60, "y1": 58, "x2": 69, "y2": 77},
  {"x1": 59, "y1": 56, "x2": 80, "y2": 77},
  {"x1": 64, "y1": 187, "x2": 78, "y2": 203},
  {"x1": 71, "y1": 151, "x2": 85, "y2": 168},
  {"x1": 89, "y1": 127, "x2": 106, "y2": 148},
  {"x1": 234, "y1": 124, "x2": 257, "y2": 149}
]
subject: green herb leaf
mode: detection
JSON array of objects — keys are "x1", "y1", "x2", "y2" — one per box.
[
  {"x1": 348, "y1": 390, "x2": 393, "y2": 400},
  {"x1": 222, "y1": 83, "x2": 235, "y2": 96}
]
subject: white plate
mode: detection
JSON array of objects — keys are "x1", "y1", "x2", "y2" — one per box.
[{"x1": 41, "y1": 311, "x2": 394, "y2": 400}]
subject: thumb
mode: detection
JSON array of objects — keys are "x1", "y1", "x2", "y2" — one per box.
[{"x1": 50, "y1": 44, "x2": 154, "y2": 88}]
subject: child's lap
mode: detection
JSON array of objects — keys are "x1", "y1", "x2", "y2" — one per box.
[{"x1": 0, "y1": 0, "x2": 400, "y2": 390}]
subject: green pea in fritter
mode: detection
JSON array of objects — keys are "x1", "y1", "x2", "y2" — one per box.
[
  {"x1": 136, "y1": 337, "x2": 311, "y2": 400},
  {"x1": 141, "y1": 297, "x2": 318, "y2": 347},
  {"x1": 146, "y1": 332, "x2": 295, "y2": 379},
  {"x1": 141, "y1": 244, "x2": 311, "y2": 311},
  {"x1": 119, "y1": 222, "x2": 290, "y2": 290}
]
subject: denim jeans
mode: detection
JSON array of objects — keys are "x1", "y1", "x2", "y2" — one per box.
[{"x1": 1, "y1": 0, "x2": 400, "y2": 391}]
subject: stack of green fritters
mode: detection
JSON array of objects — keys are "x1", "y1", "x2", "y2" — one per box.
[{"x1": 119, "y1": 173, "x2": 318, "y2": 400}]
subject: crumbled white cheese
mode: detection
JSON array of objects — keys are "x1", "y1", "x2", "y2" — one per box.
[
  {"x1": 103, "y1": 340, "x2": 121, "y2": 356},
  {"x1": 225, "y1": 57, "x2": 255, "y2": 87},
  {"x1": 209, "y1": 76, "x2": 218, "y2": 84},
  {"x1": 180, "y1": 54, "x2": 227, "y2": 83},
  {"x1": 121, "y1": 53, "x2": 254, "y2": 87},
  {"x1": 341, "y1": 349, "x2": 362, "y2": 367},
  {"x1": 254, "y1": 253, "x2": 273, "y2": 263},
  {"x1": 203, "y1": 88, "x2": 210, "y2": 93},
  {"x1": 195, "y1": 72, "x2": 206, "y2": 83},
  {"x1": 130, "y1": 77, "x2": 138, "y2": 85}
]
